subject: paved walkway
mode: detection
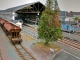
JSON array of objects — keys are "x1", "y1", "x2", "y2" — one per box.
[
  {"x1": 54, "y1": 42, "x2": 80, "y2": 58},
  {"x1": 0, "y1": 27, "x2": 21, "y2": 60},
  {"x1": 52, "y1": 49, "x2": 80, "y2": 60}
]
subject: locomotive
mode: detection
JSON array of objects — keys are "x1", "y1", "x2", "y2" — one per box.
[
  {"x1": 0, "y1": 18, "x2": 22, "y2": 44},
  {"x1": 61, "y1": 21, "x2": 77, "y2": 33}
]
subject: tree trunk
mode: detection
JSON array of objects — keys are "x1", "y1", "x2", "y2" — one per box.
[{"x1": 45, "y1": 40, "x2": 49, "y2": 46}]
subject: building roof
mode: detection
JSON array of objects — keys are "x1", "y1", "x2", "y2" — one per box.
[
  {"x1": 73, "y1": 12, "x2": 80, "y2": 15},
  {"x1": 59, "y1": 11, "x2": 73, "y2": 17},
  {"x1": 59, "y1": 11, "x2": 65, "y2": 16},
  {"x1": 59, "y1": 11, "x2": 80, "y2": 17},
  {"x1": 3, "y1": 1, "x2": 44, "y2": 12}
]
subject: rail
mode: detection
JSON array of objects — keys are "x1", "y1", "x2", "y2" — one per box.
[
  {"x1": 58, "y1": 37, "x2": 80, "y2": 50},
  {"x1": 23, "y1": 24, "x2": 37, "y2": 32},
  {"x1": 74, "y1": 32, "x2": 80, "y2": 36},
  {"x1": 14, "y1": 44, "x2": 35, "y2": 60}
]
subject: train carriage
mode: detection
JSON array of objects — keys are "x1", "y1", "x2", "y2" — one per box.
[
  {"x1": 4, "y1": 22, "x2": 22, "y2": 44},
  {"x1": 61, "y1": 21, "x2": 77, "y2": 33},
  {"x1": 0, "y1": 19, "x2": 22, "y2": 44}
]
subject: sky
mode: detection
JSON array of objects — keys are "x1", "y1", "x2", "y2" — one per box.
[{"x1": 0, "y1": 0, "x2": 80, "y2": 12}]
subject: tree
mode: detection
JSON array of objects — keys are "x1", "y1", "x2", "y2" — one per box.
[
  {"x1": 75, "y1": 16, "x2": 78, "y2": 23},
  {"x1": 75, "y1": 16, "x2": 78, "y2": 20},
  {"x1": 38, "y1": 0, "x2": 62, "y2": 45}
]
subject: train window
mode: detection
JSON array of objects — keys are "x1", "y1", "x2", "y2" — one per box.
[
  {"x1": 14, "y1": 32, "x2": 16, "y2": 38},
  {"x1": 11, "y1": 32, "x2": 20, "y2": 38},
  {"x1": 12, "y1": 32, "x2": 14, "y2": 38},
  {"x1": 72, "y1": 26, "x2": 73, "y2": 28},
  {"x1": 17, "y1": 32, "x2": 19, "y2": 35},
  {"x1": 67, "y1": 26, "x2": 69, "y2": 30},
  {"x1": 16, "y1": 32, "x2": 19, "y2": 37},
  {"x1": 12, "y1": 32, "x2": 16, "y2": 38}
]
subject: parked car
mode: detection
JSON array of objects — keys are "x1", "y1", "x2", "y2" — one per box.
[{"x1": 15, "y1": 19, "x2": 23, "y2": 25}]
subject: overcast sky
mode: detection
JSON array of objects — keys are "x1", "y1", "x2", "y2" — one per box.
[{"x1": 0, "y1": 0, "x2": 80, "y2": 12}]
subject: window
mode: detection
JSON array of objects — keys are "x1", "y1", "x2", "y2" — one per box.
[{"x1": 12, "y1": 32, "x2": 19, "y2": 38}]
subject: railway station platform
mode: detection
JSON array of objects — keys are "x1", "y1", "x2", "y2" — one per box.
[{"x1": 0, "y1": 27, "x2": 21, "y2": 60}]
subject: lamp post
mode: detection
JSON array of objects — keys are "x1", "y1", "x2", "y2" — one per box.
[
  {"x1": 12, "y1": 12, "x2": 15, "y2": 20},
  {"x1": 65, "y1": 11, "x2": 66, "y2": 18},
  {"x1": 37, "y1": 12, "x2": 39, "y2": 15},
  {"x1": 35, "y1": 12, "x2": 39, "y2": 40}
]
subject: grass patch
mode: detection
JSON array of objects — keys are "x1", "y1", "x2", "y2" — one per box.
[
  {"x1": 33, "y1": 41, "x2": 43, "y2": 45},
  {"x1": 33, "y1": 42, "x2": 61, "y2": 52}
]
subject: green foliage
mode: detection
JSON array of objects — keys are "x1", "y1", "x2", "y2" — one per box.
[
  {"x1": 59, "y1": 20, "x2": 62, "y2": 23},
  {"x1": 75, "y1": 16, "x2": 78, "y2": 20},
  {"x1": 38, "y1": 0, "x2": 62, "y2": 45},
  {"x1": 33, "y1": 42, "x2": 43, "y2": 45},
  {"x1": 46, "y1": 0, "x2": 53, "y2": 10}
]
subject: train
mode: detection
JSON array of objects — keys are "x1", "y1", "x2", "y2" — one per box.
[
  {"x1": 0, "y1": 18, "x2": 22, "y2": 44},
  {"x1": 61, "y1": 21, "x2": 77, "y2": 33}
]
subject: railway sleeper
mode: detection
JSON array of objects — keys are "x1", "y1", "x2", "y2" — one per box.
[
  {"x1": 64, "y1": 37, "x2": 80, "y2": 44},
  {"x1": 63, "y1": 39, "x2": 80, "y2": 46},
  {"x1": 63, "y1": 40, "x2": 80, "y2": 46},
  {"x1": 58, "y1": 40, "x2": 80, "y2": 49}
]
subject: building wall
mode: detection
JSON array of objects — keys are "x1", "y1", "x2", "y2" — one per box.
[{"x1": 65, "y1": 17, "x2": 75, "y2": 21}]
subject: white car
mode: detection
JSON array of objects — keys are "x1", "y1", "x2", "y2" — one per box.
[
  {"x1": 16, "y1": 19, "x2": 23, "y2": 25},
  {"x1": 16, "y1": 22, "x2": 22, "y2": 29}
]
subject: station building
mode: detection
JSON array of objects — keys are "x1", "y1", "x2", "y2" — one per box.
[{"x1": 0, "y1": 1, "x2": 45, "y2": 25}]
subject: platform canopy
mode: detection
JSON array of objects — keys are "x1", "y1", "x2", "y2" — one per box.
[{"x1": 3, "y1": 1, "x2": 45, "y2": 14}]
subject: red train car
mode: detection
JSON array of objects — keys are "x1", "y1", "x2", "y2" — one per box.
[{"x1": 0, "y1": 19, "x2": 22, "y2": 44}]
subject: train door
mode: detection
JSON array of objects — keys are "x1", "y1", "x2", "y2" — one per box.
[
  {"x1": 67, "y1": 25, "x2": 69, "y2": 32},
  {"x1": 70, "y1": 25, "x2": 74, "y2": 33}
]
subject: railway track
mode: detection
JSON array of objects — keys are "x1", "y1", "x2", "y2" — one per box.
[
  {"x1": 23, "y1": 24, "x2": 80, "y2": 50},
  {"x1": 22, "y1": 24, "x2": 37, "y2": 32},
  {"x1": 58, "y1": 37, "x2": 80, "y2": 50},
  {"x1": 74, "y1": 32, "x2": 80, "y2": 36},
  {"x1": 23, "y1": 24, "x2": 80, "y2": 36},
  {"x1": 23, "y1": 24, "x2": 80, "y2": 37},
  {"x1": 14, "y1": 44, "x2": 35, "y2": 60}
]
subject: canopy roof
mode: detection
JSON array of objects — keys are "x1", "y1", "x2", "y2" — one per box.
[{"x1": 3, "y1": 1, "x2": 45, "y2": 13}]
